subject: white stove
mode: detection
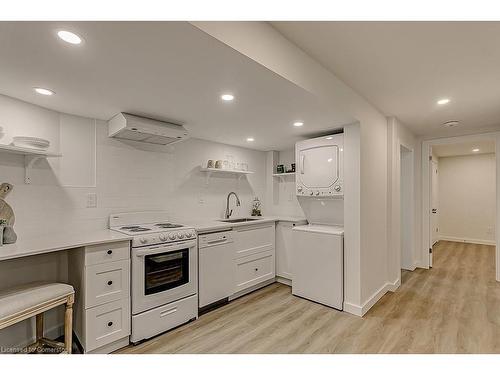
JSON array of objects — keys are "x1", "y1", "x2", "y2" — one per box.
[{"x1": 109, "y1": 211, "x2": 198, "y2": 343}]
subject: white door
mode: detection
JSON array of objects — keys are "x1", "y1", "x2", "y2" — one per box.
[
  {"x1": 298, "y1": 145, "x2": 339, "y2": 188},
  {"x1": 430, "y1": 160, "x2": 439, "y2": 267}
]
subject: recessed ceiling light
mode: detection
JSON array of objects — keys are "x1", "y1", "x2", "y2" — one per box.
[
  {"x1": 443, "y1": 120, "x2": 459, "y2": 127},
  {"x1": 293, "y1": 121, "x2": 304, "y2": 127},
  {"x1": 221, "y1": 94, "x2": 234, "y2": 101},
  {"x1": 33, "y1": 87, "x2": 55, "y2": 96},
  {"x1": 472, "y1": 148, "x2": 480, "y2": 152},
  {"x1": 246, "y1": 137, "x2": 254, "y2": 142},
  {"x1": 437, "y1": 98, "x2": 450, "y2": 105},
  {"x1": 325, "y1": 136, "x2": 333, "y2": 140},
  {"x1": 57, "y1": 30, "x2": 82, "y2": 45}
]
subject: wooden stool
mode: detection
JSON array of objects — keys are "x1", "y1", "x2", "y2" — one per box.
[{"x1": 0, "y1": 282, "x2": 75, "y2": 354}]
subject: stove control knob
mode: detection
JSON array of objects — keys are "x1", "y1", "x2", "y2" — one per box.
[
  {"x1": 168, "y1": 232, "x2": 177, "y2": 240},
  {"x1": 185, "y1": 231, "x2": 193, "y2": 238},
  {"x1": 309, "y1": 191, "x2": 314, "y2": 196},
  {"x1": 159, "y1": 234, "x2": 167, "y2": 241},
  {"x1": 178, "y1": 232, "x2": 185, "y2": 239},
  {"x1": 297, "y1": 186, "x2": 303, "y2": 192},
  {"x1": 334, "y1": 185, "x2": 341, "y2": 192},
  {"x1": 140, "y1": 237, "x2": 148, "y2": 244},
  {"x1": 316, "y1": 191, "x2": 320, "y2": 196}
]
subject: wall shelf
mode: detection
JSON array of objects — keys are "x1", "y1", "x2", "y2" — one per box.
[
  {"x1": 200, "y1": 167, "x2": 254, "y2": 185},
  {"x1": 0, "y1": 144, "x2": 62, "y2": 184},
  {"x1": 272, "y1": 172, "x2": 295, "y2": 182}
]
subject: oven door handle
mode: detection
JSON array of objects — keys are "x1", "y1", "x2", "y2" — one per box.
[{"x1": 135, "y1": 240, "x2": 197, "y2": 257}]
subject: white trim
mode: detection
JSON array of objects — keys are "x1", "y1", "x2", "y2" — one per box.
[
  {"x1": 421, "y1": 131, "x2": 500, "y2": 281},
  {"x1": 343, "y1": 278, "x2": 400, "y2": 317},
  {"x1": 439, "y1": 236, "x2": 496, "y2": 246},
  {"x1": 275, "y1": 276, "x2": 291, "y2": 286}
]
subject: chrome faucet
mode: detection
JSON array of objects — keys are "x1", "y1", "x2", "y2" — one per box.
[{"x1": 225, "y1": 192, "x2": 241, "y2": 219}]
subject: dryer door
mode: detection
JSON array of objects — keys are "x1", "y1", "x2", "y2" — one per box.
[{"x1": 298, "y1": 144, "x2": 339, "y2": 188}]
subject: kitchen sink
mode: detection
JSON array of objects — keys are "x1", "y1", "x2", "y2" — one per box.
[{"x1": 218, "y1": 218, "x2": 261, "y2": 223}]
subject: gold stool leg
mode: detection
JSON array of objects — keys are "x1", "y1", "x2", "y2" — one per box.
[
  {"x1": 64, "y1": 294, "x2": 74, "y2": 354},
  {"x1": 36, "y1": 313, "x2": 44, "y2": 342}
]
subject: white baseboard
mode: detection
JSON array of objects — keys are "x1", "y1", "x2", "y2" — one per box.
[
  {"x1": 439, "y1": 235, "x2": 495, "y2": 246},
  {"x1": 343, "y1": 278, "x2": 400, "y2": 317},
  {"x1": 275, "y1": 276, "x2": 291, "y2": 286}
]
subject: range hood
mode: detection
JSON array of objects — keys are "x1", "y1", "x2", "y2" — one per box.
[{"x1": 108, "y1": 113, "x2": 189, "y2": 145}]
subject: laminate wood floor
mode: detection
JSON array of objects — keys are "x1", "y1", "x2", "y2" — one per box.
[{"x1": 118, "y1": 241, "x2": 500, "y2": 353}]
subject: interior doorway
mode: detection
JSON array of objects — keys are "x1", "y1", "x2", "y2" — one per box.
[{"x1": 423, "y1": 136, "x2": 498, "y2": 278}]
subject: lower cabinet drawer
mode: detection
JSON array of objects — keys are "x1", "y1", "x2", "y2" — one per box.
[
  {"x1": 85, "y1": 299, "x2": 131, "y2": 352},
  {"x1": 235, "y1": 250, "x2": 275, "y2": 292},
  {"x1": 131, "y1": 294, "x2": 198, "y2": 343},
  {"x1": 85, "y1": 259, "x2": 130, "y2": 308}
]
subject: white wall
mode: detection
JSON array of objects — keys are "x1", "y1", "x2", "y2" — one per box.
[
  {"x1": 169, "y1": 138, "x2": 267, "y2": 221},
  {"x1": 387, "y1": 117, "x2": 418, "y2": 284},
  {"x1": 438, "y1": 153, "x2": 496, "y2": 245},
  {"x1": 0, "y1": 94, "x2": 268, "y2": 238}
]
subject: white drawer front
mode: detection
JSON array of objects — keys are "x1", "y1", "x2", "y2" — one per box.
[
  {"x1": 85, "y1": 241, "x2": 130, "y2": 266},
  {"x1": 85, "y1": 299, "x2": 130, "y2": 352},
  {"x1": 235, "y1": 250, "x2": 275, "y2": 292},
  {"x1": 85, "y1": 260, "x2": 130, "y2": 308},
  {"x1": 234, "y1": 224, "x2": 275, "y2": 259},
  {"x1": 131, "y1": 294, "x2": 197, "y2": 343}
]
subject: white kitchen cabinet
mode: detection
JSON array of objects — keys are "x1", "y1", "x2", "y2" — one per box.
[
  {"x1": 235, "y1": 250, "x2": 275, "y2": 292},
  {"x1": 276, "y1": 219, "x2": 307, "y2": 285},
  {"x1": 68, "y1": 240, "x2": 131, "y2": 353},
  {"x1": 231, "y1": 223, "x2": 276, "y2": 297}
]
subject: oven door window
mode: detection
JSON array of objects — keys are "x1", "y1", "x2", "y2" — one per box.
[{"x1": 144, "y1": 248, "x2": 189, "y2": 295}]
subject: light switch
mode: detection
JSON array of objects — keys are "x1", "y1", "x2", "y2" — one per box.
[{"x1": 87, "y1": 193, "x2": 97, "y2": 208}]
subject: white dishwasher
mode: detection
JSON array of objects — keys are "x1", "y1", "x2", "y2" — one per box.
[{"x1": 198, "y1": 230, "x2": 235, "y2": 310}]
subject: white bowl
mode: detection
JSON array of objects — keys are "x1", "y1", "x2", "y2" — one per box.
[{"x1": 12, "y1": 136, "x2": 50, "y2": 150}]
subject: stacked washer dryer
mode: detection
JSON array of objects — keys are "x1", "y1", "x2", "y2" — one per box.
[{"x1": 292, "y1": 133, "x2": 345, "y2": 310}]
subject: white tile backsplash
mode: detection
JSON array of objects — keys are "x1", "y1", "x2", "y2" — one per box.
[{"x1": 0, "y1": 95, "x2": 270, "y2": 237}]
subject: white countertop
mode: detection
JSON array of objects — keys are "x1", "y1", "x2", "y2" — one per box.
[
  {"x1": 0, "y1": 216, "x2": 307, "y2": 260},
  {"x1": 181, "y1": 216, "x2": 307, "y2": 233},
  {"x1": 0, "y1": 230, "x2": 132, "y2": 261}
]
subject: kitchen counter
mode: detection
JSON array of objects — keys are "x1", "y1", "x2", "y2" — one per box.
[
  {"x1": 182, "y1": 216, "x2": 307, "y2": 233},
  {"x1": 0, "y1": 230, "x2": 132, "y2": 261}
]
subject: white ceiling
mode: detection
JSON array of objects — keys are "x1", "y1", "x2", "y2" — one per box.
[
  {"x1": 0, "y1": 22, "x2": 353, "y2": 151},
  {"x1": 432, "y1": 139, "x2": 495, "y2": 157},
  {"x1": 271, "y1": 22, "x2": 500, "y2": 137}
]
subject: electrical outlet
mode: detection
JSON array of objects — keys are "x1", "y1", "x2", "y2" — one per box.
[
  {"x1": 87, "y1": 193, "x2": 97, "y2": 208},
  {"x1": 198, "y1": 194, "x2": 205, "y2": 204}
]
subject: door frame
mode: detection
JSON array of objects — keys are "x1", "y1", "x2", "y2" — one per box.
[
  {"x1": 421, "y1": 132, "x2": 500, "y2": 280},
  {"x1": 399, "y1": 143, "x2": 415, "y2": 274}
]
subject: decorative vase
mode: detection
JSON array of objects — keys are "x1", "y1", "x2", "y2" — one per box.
[{"x1": 3, "y1": 226, "x2": 17, "y2": 244}]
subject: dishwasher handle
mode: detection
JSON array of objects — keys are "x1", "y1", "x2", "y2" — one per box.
[{"x1": 199, "y1": 231, "x2": 234, "y2": 249}]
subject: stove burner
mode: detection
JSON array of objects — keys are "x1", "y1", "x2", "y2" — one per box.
[
  {"x1": 155, "y1": 223, "x2": 184, "y2": 229},
  {"x1": 126, "y1": 227, "x2": 151, "y2": 232},
  {"x1": 120, "y1": 226, "x2": 141, "y2": 230}
]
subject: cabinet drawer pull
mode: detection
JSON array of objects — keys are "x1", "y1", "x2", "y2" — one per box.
[
  {"x1": 107, "y1": 321, "x2": 113, "y2": 327},
  {"x1": 107, "y1": 280, "x2": 113, "y2": 286},
  {"x1": 255, "y1": 268, "x2": 259, "y2": 272},
  {"x1": 107, "y1": 250, "x2": 113, "y2": 255}
]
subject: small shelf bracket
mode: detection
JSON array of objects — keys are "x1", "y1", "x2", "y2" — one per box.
[{"x1": 24, "y1": 155, "x2": 45, "y2": 184}]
